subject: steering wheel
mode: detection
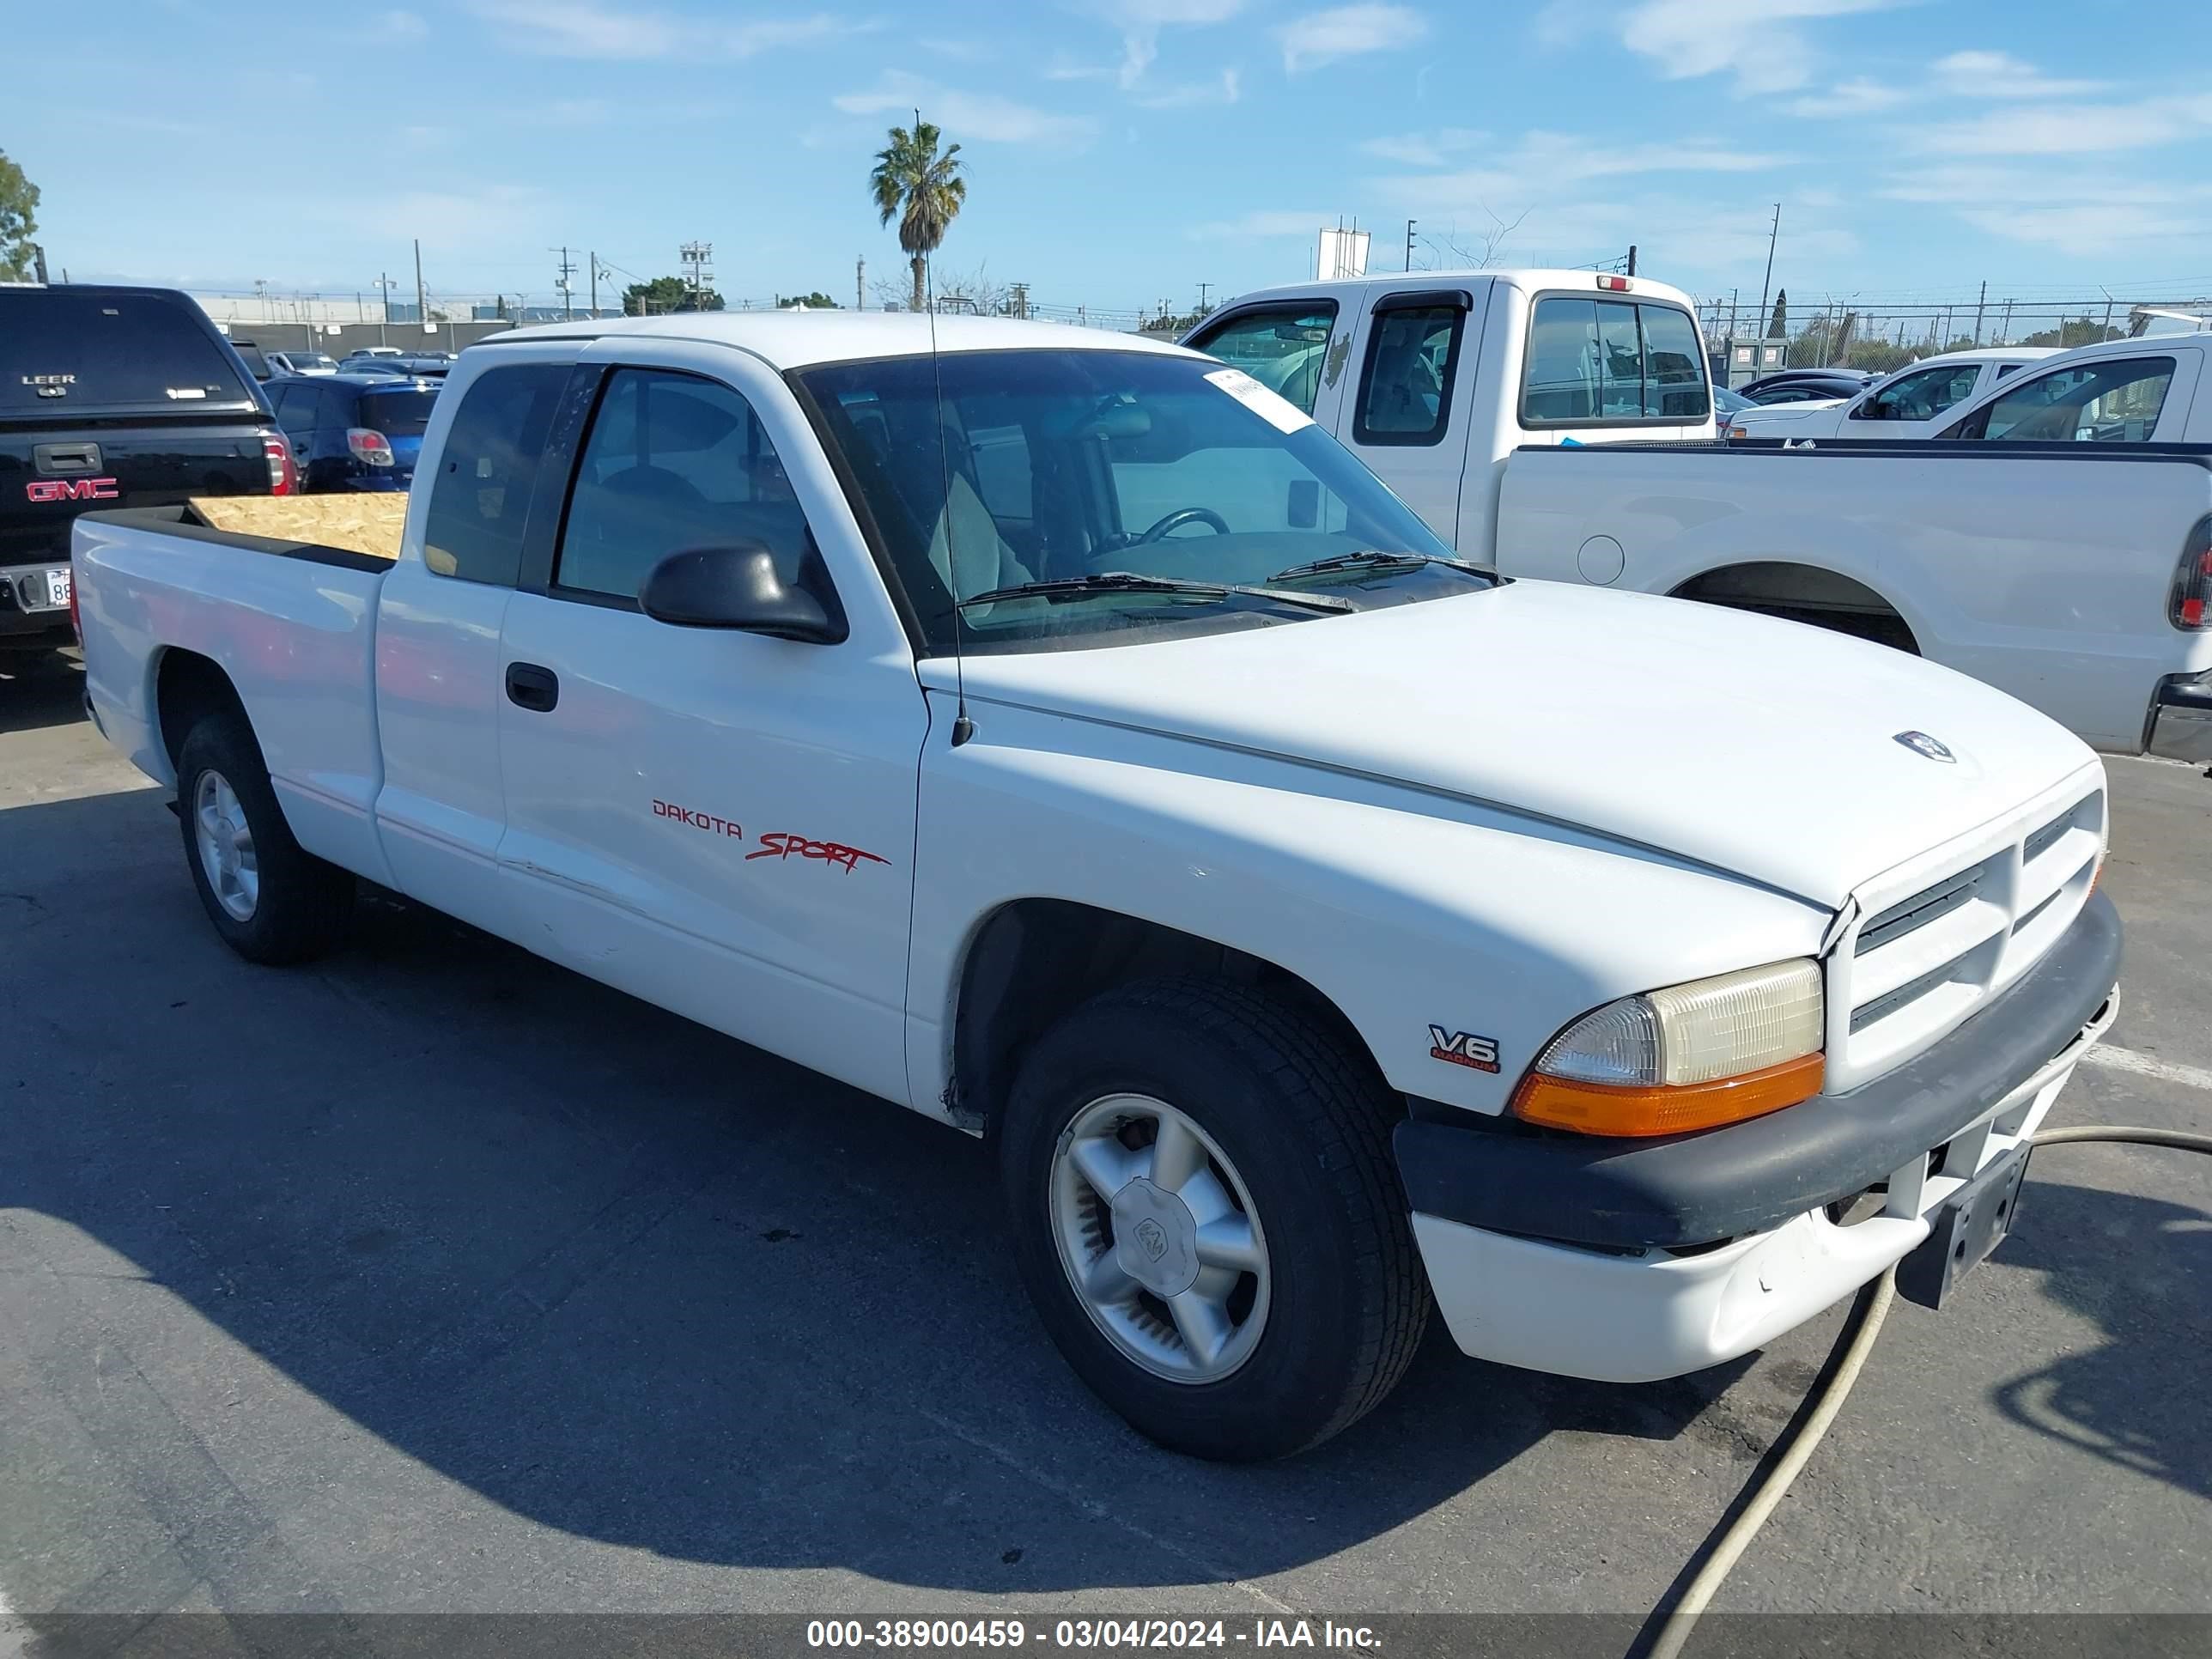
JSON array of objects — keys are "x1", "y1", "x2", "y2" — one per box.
[{"x1": 1136, "y1": 507, "x2": 1231, "y2": 544}]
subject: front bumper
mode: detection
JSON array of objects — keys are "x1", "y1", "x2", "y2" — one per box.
[
  {"x1": 2146, "y1": 672, "x2": 2212, "y2": 765},
  {"x1": 1398, "y1": 890, "x2": 2122, "y2": 1382}
]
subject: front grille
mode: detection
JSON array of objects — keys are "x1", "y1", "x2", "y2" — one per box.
[{"x1": 1827, "y1": 781, "x2": 2104, "y2": 1090}]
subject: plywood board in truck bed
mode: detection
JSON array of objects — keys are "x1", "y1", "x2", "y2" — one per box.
[{"x1": 185, "y1": 495, "x2": 410, "y2": 562}]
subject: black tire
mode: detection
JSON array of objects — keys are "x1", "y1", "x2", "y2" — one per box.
[
  {"x1": 176, "y1": 710, "x2": 354, "y2": 964},
  {"x1": 996, "y1": 978, "x2": 1428, "y2": 1461}
]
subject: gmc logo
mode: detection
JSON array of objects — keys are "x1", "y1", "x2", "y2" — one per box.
[
  {"x1": 1428, "y1": 1026, "x2": 1502, "y2": 1073},
  {"x1": 26, "y1": 477, "x2": 120, "y2": 503}
]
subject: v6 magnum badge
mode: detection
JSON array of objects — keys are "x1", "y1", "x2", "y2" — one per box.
[{"x1": 1428, "y1": 1026, "x2": 1501, "y2": 1073}]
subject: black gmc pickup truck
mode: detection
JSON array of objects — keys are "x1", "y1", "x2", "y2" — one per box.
[{"x1": 2, "y1": 284, "x2": 289, "y2": 653}]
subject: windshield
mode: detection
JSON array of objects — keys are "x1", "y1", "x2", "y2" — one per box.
[{"x1": 792, "y1": 347, "x2": 1480, "y2": 654}]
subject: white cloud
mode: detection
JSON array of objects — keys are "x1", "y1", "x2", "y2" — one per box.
[
  {"x1": 471, "y1": 2, "x2": 867, "y2": 59},
  {"x1": 920, "y1": 38, "x2": 994, "y2": 63},
  {"x1": 1915, "y1": 93, "x2": 2212, "y2": 156},
  {"x1": 1079, "y1": 0, "x2": 1247, "y2": 90},
  {"x1": 1042, "y1": 53, "x2": 1115, "y2": 82},
  {"x1": 1188, "y1": 210, "x2": 1332, "y2": 240},
  {"x1": 835, "y1": 72, "x2": 1097, "y2": 148},
  {"x1": 1929, "y1": 51, "x2": 2108, "y2": 100},
  {"x1": 1136, "y1": 68, "x2": 1242, "y2": 109},
  {"x1": 1882, "y1": 163, "x2": 2212, "y2": 252},
  {"x1": 1373, "y1": 131, "x2": 1784, "y2": 210},
  {"x1": 1359, "y1": 127, "x2": 1486, "y2": 167},
  {"x1": 1783, "y1": 76, "x2": 1903, "y2": 117},
  {"x1": 1276, "y1": 4, "x2": 1428, "y2": 73},
  {"x1": 380, "y1": 9, "x2": 428, "y2": 38},
  {"x1": 328, "y1": 185, "x2": 552, "y2": 250},
  {"x1": 1617, "y1": 0, "x2": 1896, "y2": 95}
]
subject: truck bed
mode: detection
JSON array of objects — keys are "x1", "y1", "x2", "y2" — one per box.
[
  {"x1": 1496, "y1": 437, "x2": 2212, "y2": 752},
  {"x1": 72, "y1": 505, "x2": 395, "y2": 886}
]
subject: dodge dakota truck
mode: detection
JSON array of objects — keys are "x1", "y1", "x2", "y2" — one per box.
[
  {"x1": 1183, "y1": 273, "x2": 2212, "y2": 762},
  {"x1": 76, "y1": 313, "x2": 2122, "y2": 1460}
]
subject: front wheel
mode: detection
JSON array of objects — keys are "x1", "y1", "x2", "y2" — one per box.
[{"x1": 997, "y1": 979, "x2": 1427, "y2": 1461}]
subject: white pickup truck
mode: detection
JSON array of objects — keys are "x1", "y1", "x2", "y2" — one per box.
[
  {"x1": 76, "y1": 313, "x2": 2121, "y2": 1461},
  {"x1": 1189, "y1": 276, "x2": 2212, "y2": 762}
]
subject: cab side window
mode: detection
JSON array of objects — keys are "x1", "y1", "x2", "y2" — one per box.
[
  {"x1": 1182, "y1": 303, "x2": 1338, "y2": 415},
  {"x1": 1355, "y1": 300, "x2": 1465, "y2": 447},
  {"x1": 1947, "y1": 356, "x2": 2177, "y2": 443},
  {"x1": 1853, "y1": 363, "x2": 1978, "y2": 423},
  {"x1": 554, "y1": 368, "x2": 813, "y2": 603},
  {"x1": 420, "y1": 363, "x2": 569, "y2": 584}
]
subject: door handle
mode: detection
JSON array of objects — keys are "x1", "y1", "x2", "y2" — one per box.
[{"x1": 505, "y1": 662, "x2": 559, "y2": 713}]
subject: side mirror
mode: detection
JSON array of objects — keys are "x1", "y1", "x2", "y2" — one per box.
[{"x1": 640, "y1": 542, "x2": 848, "y2": 643}]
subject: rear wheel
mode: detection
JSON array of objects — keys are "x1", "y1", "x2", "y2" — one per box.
[
  {"x1": 997, "y1": 978, "x2": 1427, "y2": 1461},
  {"x1": 176, "y1": 712, "x2": 354, "y2": 963}
]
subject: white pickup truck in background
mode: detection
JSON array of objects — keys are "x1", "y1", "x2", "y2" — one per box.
[
  {"x1": 76, "y1": 313, "x2": 2122, "y2": 1461},
  {"x1": 1189, "y1": 276, "x2": 2212, "y2": 762},
  {"x1": 1723, "y1": 346, "x2": 2057, "y2": 442}
]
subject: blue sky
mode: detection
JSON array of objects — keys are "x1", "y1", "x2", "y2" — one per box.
[{"x1": 16, "y1": 0, "x2": 2212, "y2": 316}]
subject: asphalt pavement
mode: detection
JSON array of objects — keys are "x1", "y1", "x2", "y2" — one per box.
[{"x1": 3, "y1": 648, "x2": 2207, "y2": 1632}]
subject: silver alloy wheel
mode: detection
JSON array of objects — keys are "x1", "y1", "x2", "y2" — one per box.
[
  {"x1": 1048, "y1": 1093, "x2": 1271, "y2": 1383},
  {"x1": 193, "y1": 769, "x2": 258, "y2": 922}
]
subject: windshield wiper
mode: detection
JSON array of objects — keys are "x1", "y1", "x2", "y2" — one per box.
[
  {"x1": 956, "y1": 571, "x2": 1352, "y2": 614},
  {"x1": 1265, "y1": 550, "x2": 1497, "y2": 583}
]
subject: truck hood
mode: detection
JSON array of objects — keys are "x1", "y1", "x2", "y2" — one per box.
[{"x1": 930, "y1": 581, "x2": 2095, "y2": 908}]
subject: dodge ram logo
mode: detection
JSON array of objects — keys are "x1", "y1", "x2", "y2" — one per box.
[
  {"x1": 1133, "y1": 1218, "x2": 1169, "y2": 1261},
  {"x1": 1893, "y1": 731, "x2": 1956, "y2": 763}
]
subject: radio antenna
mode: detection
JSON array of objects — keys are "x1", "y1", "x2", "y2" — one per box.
[{"x1": 924, "y1": 254, "x2": 975, "y2": 746}]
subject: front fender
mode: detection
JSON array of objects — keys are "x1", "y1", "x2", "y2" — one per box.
[{"x1": 908, "y1": 701, "x2": 1830, "y2": 1118}]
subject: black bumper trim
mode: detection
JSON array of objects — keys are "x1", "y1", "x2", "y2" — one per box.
[{"x1": 1395, "y1": 890, "x2": 2122, "y2": 1251}]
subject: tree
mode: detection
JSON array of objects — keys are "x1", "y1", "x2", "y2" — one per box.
[
  {"x1": 869, "y1": 111, "x2": 967, "y2": 314},
  {"x1": 777, "y1": 291, "x2": 842, "y2": 309},
  {"x1": 2022, "y1": 315, "x2": 2123, "y2": 349},
  {"x1": 1766, "y1": 289, "x2": 1787, "y2": 341},
  {"x1": 0, "y1": 149, "x2": 40, "y2": 283},
  {"x1": 623, "y1": 275, "x2": 722, "y2": 315}
]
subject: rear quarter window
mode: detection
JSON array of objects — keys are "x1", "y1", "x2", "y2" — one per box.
[
  {"x1": 419, "y1": 364, "x2": 569, "y2": 585},
  {"x1": 0, "y1": 290, "x2": 258, "y2": 415}
]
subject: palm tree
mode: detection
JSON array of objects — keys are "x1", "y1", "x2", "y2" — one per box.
[{"x1": 869, "y1": 110, "x2": 966, "y2": 313}]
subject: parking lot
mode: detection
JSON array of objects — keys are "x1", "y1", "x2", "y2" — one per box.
[{"x1": 3, "y1": 646, "x2": 2207, "y2": 1626}]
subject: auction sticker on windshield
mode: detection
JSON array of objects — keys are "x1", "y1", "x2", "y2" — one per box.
[{"x1": 1203, "y1": 367, "x2": 1312, "y2": 434}]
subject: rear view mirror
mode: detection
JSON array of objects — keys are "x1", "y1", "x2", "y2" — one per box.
[{"x1": 640, "y1": 543, "x2": 848, "y2": 643}]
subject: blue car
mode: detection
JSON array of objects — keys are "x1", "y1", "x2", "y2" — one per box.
[{"x1": 263, "y1": 371, "x2": 441, "y2": 493}]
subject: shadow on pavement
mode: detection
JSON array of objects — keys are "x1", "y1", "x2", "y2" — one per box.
[
  {"x1": 0, "y1": 784, "x2": 2025, "y2": 1604},
  {"x1": 0, "y1": 649, "x2": 88, "y2": 738},
  {"x1": 1989, "y1": 1174, "x2": 2212, "y2": 1504}
]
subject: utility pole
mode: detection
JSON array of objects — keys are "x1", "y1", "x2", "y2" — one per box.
[
  {"x1": 1404, "y1": 218, "x2": 1418, "y2": 273},
  {"x1": 679, "y1": 241, "x2": 714, "y2": 311},
  {"x1": 413, "y1": 239, "x2": 426, "y2": 328},
  {"x1": 1755, "y1": 204, "x2": 1780, "y2": 341},
  {"x1": 2000, "y1": 296, "x2": 2014, "y2": 344},
  {"x1": 1972, "y1": 280, "x2": 1988, "y2": 346},
  {"x1": 550, "y1": 247, "x2": 576, "y2": 320},
  {"x1": 587, "y1": 250, "x2": 598, "y2": 318},
  {"x1": 1196, "y1": 282, "x2": 1212, "y2": 314},
  {"x1": 856, "y1": 255, "x2": 865, "y2": 311}
]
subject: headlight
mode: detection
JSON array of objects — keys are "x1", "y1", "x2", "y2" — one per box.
[{"x1": 1510, "y1": 959, "x2": 1825, "y2": 1138}]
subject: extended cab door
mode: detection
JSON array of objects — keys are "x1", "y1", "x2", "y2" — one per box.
[
  {"x1": 490, "y1": 342, "x2": 926, "y2": 1106},
  {"x1": 373, "y1": 349, "x2": 581, "y2": 935},
  {"x1": 1331, "y1": 286, "x2": 1486, "y2": 544}
]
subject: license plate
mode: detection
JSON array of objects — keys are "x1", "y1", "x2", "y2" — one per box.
[
  {"x1": 45, "y1": 568, "x2": 72, "y2": 609},
  {"x1": 1896, "y1": 1143, "x2": 2031, "y2": 1310}
]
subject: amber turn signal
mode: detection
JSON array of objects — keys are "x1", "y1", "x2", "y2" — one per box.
[{"x1": 1509, "y1": 1051, "x2": 1826, "y2": 1139}]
